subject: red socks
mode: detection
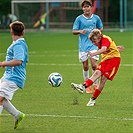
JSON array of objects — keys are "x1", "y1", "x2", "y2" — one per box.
[
  {"x1": 93, "y1": 89, "x2": 101, "y2": 99},
  {"x1": 85, "y1": 79, "x2": 101, "y2": 99},
  {"x1": 85, "y1": 79, "x2": 93, "y2": 87}
]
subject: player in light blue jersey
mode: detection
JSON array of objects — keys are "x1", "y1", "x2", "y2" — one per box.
[
  {"x1": 0, "y1": 21, "x2": 28, "y2": 129},
  {"x1": 72, "y1": 0, "x2": 103, "y2": 93}
]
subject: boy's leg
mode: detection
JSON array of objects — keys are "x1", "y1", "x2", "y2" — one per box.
[
  {"x1": 83, "y1": 69, "x2": 89, "y2": 81},
  {"x1": 0, "y1": 105, "x2": 3, "y2": 114},
  {"x1": 90, "y1": 53, "x2": 99, "y2": 90},
  {"x1": 0, "y1": 79, "x2": 20, "y2": 117},
  {"x1": 0, "y1": 80, "x2": 25, "y2": 128},
  {"x1": 71, "y1": 70, "x2": 101, "y2": 94},
  {"x1": 86, "y1": 75, "x2": 108, "y2": 106},
  {"x1": 0, "y1": 79, "x2": 4, "y2": 114},
  {"x1": 3, "y1": 99, "x2": 25, "y2": 129},
  {"x1": 3, "y1": 99, "x2": 20, "y2": 118},
  {"x1": 92, "y1": 70, "x2": 99, "y2": 90},
  {"x1": 0, "y1": 96, "x2": 4, "y2": 114},
  {"x1": 85, "y1": 70, "x2": 101, "y2": 86},
  {"x1": 81, "y1": 54, "x2": 93, "y2": 94}
]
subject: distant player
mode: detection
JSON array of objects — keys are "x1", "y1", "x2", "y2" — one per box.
[
  {"x1": 71, "y1": 29, "x2": 124, "y2": 106},
  {"x1": 40, "y1": 14, "x2": 46, "y2": 30},
  {"x1": 0, "y1": 21, "x2": 28, "y2": 129},
  {"x1": 72, "y1": 0, "x2": 103, "y2": 94},
  {"x1": 7, "y1": 13, "x2": 17, "y2": 25}
]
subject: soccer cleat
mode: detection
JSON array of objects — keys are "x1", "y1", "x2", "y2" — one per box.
[
  {"x1": 14, "y1": 112, "x2": 25, "y2": 129},
  {"x1": 86, "y1": 87, "x2": 92, "y2": 94},
  {"x1": 71, "y1": 83, "x2": 85, "y2": 94},
  {"x1": 86, "y1": 98, "x2": 96, "y2": 106},
  {"x1": 94, "y1": 85, "x2": 98, "y2": 91}
]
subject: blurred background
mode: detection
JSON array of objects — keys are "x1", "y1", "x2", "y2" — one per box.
[{"x1": 0, "y1": 0, "x2": 133, "y2": 31}]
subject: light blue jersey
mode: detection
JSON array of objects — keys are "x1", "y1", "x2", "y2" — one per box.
[
  {"x1": 73, "y1": 14, "x2": 103, "y2": 52},
  {"x1": 2, "y1": 38, "x2": 28, "y2": 89}
]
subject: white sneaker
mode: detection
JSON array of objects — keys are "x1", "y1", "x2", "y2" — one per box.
[
  {"x1": 71, "y1": 83, "x2": 85, "y2": 94},
  {"x1": 86, "y1": 98, "x2": 96, "y2": 106}
]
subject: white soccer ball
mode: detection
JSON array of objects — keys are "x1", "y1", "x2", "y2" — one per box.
[{"x1": 48, "y1": 72, "x2": 63, "y2": 87}]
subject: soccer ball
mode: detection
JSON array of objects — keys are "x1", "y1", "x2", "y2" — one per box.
[{"x1": 48, "y1": 72, "x2": 63, "y2": 87}]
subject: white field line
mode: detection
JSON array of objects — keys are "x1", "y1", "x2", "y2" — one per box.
[
  {"x1": 2, "y1": 114, "x2": 133, "y2": 121},
  {"x1": 28, "y1": 63, "x2": 81, "y2": 66},
  {"x1": 27, "y1": 63, "x2": 133, "y2": 67}
]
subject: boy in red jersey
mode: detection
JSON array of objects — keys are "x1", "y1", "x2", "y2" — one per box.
[{"x1": 71, "y1": 29, "x2": 124, "y2": 106}]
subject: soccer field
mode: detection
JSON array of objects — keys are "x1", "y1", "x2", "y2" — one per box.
[{"x1": 0, "y1": 30, "x2": 132, "y2": 133}]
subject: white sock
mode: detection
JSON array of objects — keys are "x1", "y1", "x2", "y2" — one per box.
[
  {"x1": 83, "y1": 70, "x2": 89, "y2": 81},
  {"x1": 0, "y1": 105, "x2": 3, "y2": 114},
  {"x1": 92, "y1": 70, "x2": 98, "y2": 86},
  {"x1": 3, "y1": 99, "x2": 20, "y2": 119}
]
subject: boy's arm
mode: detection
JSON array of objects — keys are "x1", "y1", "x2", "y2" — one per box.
[
  {"x1": 72, "y1": 30, "x2": 86, "y2": 35},
  {"x1": 0, "y1": 59, "x2": 22, "y2": 68},
  {"x1": 88, "y1": 46, "x2": 107, "y2": 57},
  {"x1": 117, "y1": 46, "x2": 125, "y2": 52}
]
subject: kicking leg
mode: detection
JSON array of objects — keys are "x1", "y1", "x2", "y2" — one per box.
[{"x1": 86, "y1": 75, "x2": 108, "y2": 106}]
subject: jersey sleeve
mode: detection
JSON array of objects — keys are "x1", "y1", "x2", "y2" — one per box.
[
  {"x1": 101, "y1": 38, "x2": 110, "y2": 47},
  {"x1": 13, "y1": 44, "x2": 25, "y2": 61},
  {"x1": 96, "y1": 15, "x2": 103, "y2": 29},
  {"x1": 72, "y1": 16, "x2": 80, "y2": 30}
]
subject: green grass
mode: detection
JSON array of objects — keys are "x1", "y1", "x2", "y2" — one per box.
[{"x1": 0, "y1": 30, "x2": 132, "y2": 133}]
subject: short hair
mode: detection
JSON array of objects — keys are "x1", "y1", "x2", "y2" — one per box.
[
  {"x1": 10, "y1": 21, "x2": 25, "y2": 36},
  {"x1": 81, "y1": 0, "x2": 92, "y2": 7},
  {"x1": 89, "y1": 29, "x2": 102, "y2": 41}
]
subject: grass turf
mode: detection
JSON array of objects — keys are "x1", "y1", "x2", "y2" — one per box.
[{"x1": 0, "y1": 30, "x2": 132, "y2": 133}]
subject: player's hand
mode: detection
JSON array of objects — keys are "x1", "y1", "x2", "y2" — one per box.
[
  {"x1": 80, "y1": 30, "x2": 86, "y2": 34},
  {"x1": 88, "y1": 51, "x2": 94, "y2": 57},
  {"x1": 0, "y1": 62, "x2": 5, "y2": 68},
  {"x1": 0, "y1": 62, "x2": 2, "y2": 67},
  {"x1": 117, "y1": 46, "x2": 125, "y2": 52}
]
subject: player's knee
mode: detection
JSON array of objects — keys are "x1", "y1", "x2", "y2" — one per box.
[
  {"x1": 91, "y1": 65, "x2": 97, "y2": 71},
  {"x1": 0, "y1": 96, "x2": 4, "y2": 105},
  {"x1": 83, "y1": 65, "x2": 88, "y2": 71}
]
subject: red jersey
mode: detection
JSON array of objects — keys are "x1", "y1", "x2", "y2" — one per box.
[{"x1": 99, "y1": 35, "x2": 120, "y2": 62}]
